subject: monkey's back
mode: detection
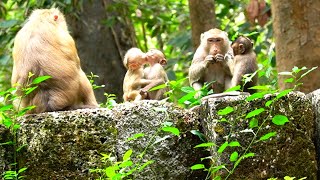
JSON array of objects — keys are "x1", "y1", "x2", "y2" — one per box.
[{"x1": 11, "y1": 9, "x2": 86, "y2": 113}]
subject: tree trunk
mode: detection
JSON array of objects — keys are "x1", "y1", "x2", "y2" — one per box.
[
  {"x1": 68, "y1": 0, "x2": 136, "y2": 102},
  {"x1": 272, "y1": 0, "x2": 320, "y2": 93},
  {"x1": 188, "y1": 0, "x2": 216, "y2": 49}
]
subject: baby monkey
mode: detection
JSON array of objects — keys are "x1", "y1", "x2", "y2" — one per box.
[
  {"x1": 140, "y1": 49, "x2": 169, "y2": 100},
  {"x1": 122, "y1": 48, "x2": 168, "y2": 101},
  {"x1": 231, "y1": 36, "x2": 258, "y2": 94},
  {"x1": 123, "y1": 48, "x2": 152, "y2": 102}
]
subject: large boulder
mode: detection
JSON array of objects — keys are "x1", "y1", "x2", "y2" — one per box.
[
  {"x1": 15, "y1": 101, "x2": 208, "y2": 179},
  {"x1": 201, "y1": 92, "x2": 317, "y2": 179}
]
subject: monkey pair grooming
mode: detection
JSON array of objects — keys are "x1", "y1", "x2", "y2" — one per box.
[
  {"x1": 122, "y1": 48, "x2": 168, "y2": 102},
  {"x1": 12, "y1": 8, "x2": 98, "y2": 114},
  {"x1": 188, "y1": 28, "x2": 257, "y2": 95}
]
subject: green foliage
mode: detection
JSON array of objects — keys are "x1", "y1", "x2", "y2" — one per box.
[
  {"x1": 91, "y1": 120, "x2": 180, "y2": 179},
  {"x1": 0, "y1": 74, "x2": 51, "y2": 179}
]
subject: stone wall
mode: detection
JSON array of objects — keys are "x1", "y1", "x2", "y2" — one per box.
[{"x1": 1, "y1": 90, "x2": 319, "y2": 179}]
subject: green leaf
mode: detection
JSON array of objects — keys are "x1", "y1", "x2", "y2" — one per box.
[
  {"x1": 284, "y1": 78, "x2": 294, "y2": 83},
  {"x1": 272, "y1": 115, "x2": 289, "y2": 126},
  {"x1": 217, "y1": 106, "x2": 234, "y2": 116},
  {"x1": 190, "y1": 130, "x2": 206, "y2": 142},
  {"x1": 181, "y1": 86, "x2": 195, "y2": 93},
  {"x1": 230, "y1": 151, "x2": 238, "y2": 162},
  {"x1": 228, "y1": 141, "x2": 241, "y2": 147},
  {"x1": 224, "y1": 85, "x2": 241, "y2": 92},
  {"x1": 105, "y1": 166, "x2": 116, "y2": 178},
  {"x1": 248, "y1": 85, "x2": 271, "y2": 90},
  {"x1": 214, "y1": 176, "x2": 222, "y2": 180},
  {"x1": 218, "y1": 142, "x2": 228, "y2": 154},
  {"x1": 127, "y1": 133, "x2": 145, "y2": 141},
  {"x1": 276, "y1": 89, "x2": 293, "y2": 100},
  {"x1": 299, "y1": 66, "x2": 317, "y2": 79},
  {"x1": 191, "y1": 164, "x2": 205, "y2": 170},
  {"x1": 138, "y1": 160, "x2": 154, "y2": 172},
  {"x1": 243, "y1": 152, "x2": 255, "y2": 158},
  {"x1": 0, "y1": 105, "x2": 13, "y2": 111},
  {"x1": 162, "y1": 127, "x2": 180, "y2": 136},
  {"x1": 246, "y1": 92, "x2": 268, "y2": 101},
  {"x1": 178, "y1": 92, "x2": 196, "y2": 104},
  {"x1": 13, "y1": 124, "x2": 21, "y2": 131},
  {"x1": 211, "y1": 164, "x2": 226, "y2": 173},
  {"x1": 259, "y1": 132, "x2": 277, "y2": 141},
  {"x1": 18, "y1": 167, "x2": 28, "y2": 174},
  {"x1": 25, "y1": 86, "x2": 38, "y2": 95},
  {"x1": 194, "y1": 142, "x2": 216, "y2": 148},
  {"x1": 245, "y1": 108, "x2": 265, "y2": 119},
  {"x1": 119, "y1": 160, "x2": 133, "y2": 168},
  {"x1": 123, "y1": 149, "x2": 132, "y2": 161},
  {"x1": 149, "y1": 83, "x2": 167, "y2": 91},
  {"x1": 0, "y1": 20, "x2": 19, "y2": 28},
  {"x1": 249, "y1": 118, "x2": 258, "y2": 129},
  {"x1": 32, "y1": 76, "x2": 51, "y2": 84},
  {"x1": 265, "y1": 100, "x2": 273, "y2": 107}
]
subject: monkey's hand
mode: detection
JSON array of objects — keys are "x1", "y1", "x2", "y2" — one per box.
[
  {"x1": 214, "y1": 54, "x2": 224, "y2": 62},
  {"x1": 204, "y1": 55, "x2": 215, "y2": 64},
  {"x1": 139, "y1": 89, "x2": 148, "y2": 99}
]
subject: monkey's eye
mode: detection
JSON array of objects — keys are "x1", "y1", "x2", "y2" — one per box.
[{"x1": 207, "y1": 38, "x2": 222, "y2": 43}]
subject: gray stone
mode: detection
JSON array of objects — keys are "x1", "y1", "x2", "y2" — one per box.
[
  {"x1": 201, "y1": 91, "x2": 317, "y2": 179},
  {"x1": 14, "y1": 100, "x2": 207, "y2": 179}
]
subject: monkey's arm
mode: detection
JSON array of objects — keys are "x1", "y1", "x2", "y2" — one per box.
[{"x1": 188, "y1": 61, "x2": 210, "y2": 91}]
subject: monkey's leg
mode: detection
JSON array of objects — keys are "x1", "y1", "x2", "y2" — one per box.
[{"x1": 78, "y1": 70, "x2": 99, "y2": 108}]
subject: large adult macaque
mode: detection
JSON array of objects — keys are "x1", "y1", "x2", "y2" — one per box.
[
  {"x1": 141, "y1": 49, "x2": 169, "y2": 100},
  {"x1": 11, "y1": 8, "x2": 98, "y2": 113},
  {"x1": 230, "y1": 36, "x2": 258, "y2": 94},
  {"x1": 189, "y1": 28, "x2": 234, "y2": 94}
]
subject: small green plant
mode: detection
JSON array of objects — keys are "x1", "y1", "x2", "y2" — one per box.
[
  {"x1": 191, "y1": 66, "x2": 317, "y2": 179},
  {"x1": 1, "y1": 73, "x2": 52, "y2": 180},
  {"x1": 100, "y1": 93, "x2": 118, "y2": 109},
  {"x1": 90, "y1": 108, "x2": 180, "y2": 179},
  {"x1": 87, "y1": 72, "x2": 105, "y2": 90}
]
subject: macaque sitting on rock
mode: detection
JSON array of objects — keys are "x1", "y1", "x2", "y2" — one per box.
[{"x1": 11, "y1": 8, "x2": 98, "y2": 114}]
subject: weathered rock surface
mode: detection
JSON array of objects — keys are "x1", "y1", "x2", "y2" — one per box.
[
  {"x1": 1, "y1": 91, "x2": 319, "y2": 179},
  {"x1": 201, "y1": 92, "x2": 317, "y2": 179},
  {"x1": 15, "y1": 101, "x2": 208, "y2": 179},
  {"x1": 307, "y1": 89, "x2": 320, "y2": 178}
]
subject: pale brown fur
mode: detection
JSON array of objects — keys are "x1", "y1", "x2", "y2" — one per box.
[
  {"x1": 122, "y1": 48, "x2": 153, "y2": 102},
  {"x1": 140, "y1": 49, "x2": 169, "y2": 100},
  {"x1": 231, "y1": 36, "x2": 258, "y2": 94},
  {"x1": 11, "y1": 8, "x2": 98, "y2": 113},
  {"x1": 188, "y1": 28, "x2": 234, "y2": 94}
]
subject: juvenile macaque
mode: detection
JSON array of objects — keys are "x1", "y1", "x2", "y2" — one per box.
[
  {"x1": 230, "y1": 36, "x2": 258, "y2": 94},
  {"x1": 122, "y1": 48, "x2": 152, "y2": 102},
  {"x1": 11, "y1": 8, "x2": 98, "y2": 114},
  {"x1": 188, "y1": 28, "x2": 234, "y2": 94},
  {"x1": 140, "y1": 49, "x2": 169, "y2": 100}
]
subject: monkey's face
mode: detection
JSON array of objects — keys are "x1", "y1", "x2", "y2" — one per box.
[
  {"x1": 202, "y1": 29, "x2": 229, "y2": 56},
  {"x1": 146, "y1": 50, "x2": 166, "y2": 65},
  {"x1": 231, "y1": 42, "x2": 243, "y2": 55}
]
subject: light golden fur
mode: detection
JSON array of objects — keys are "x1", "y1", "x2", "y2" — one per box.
[{"x1": 12, "y1": 8, "x2": 98, "y2": 113}]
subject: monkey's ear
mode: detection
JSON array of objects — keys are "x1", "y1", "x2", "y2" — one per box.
[
  {"x1": 239, "y1": 44, "x2": 245, "y2": 54},
  {"x1": 160, "y1": 59, "x2": 167, "y2": 66},
  {"x1": 200, "y1": 33, "x2": 204, "y2": 41}
]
